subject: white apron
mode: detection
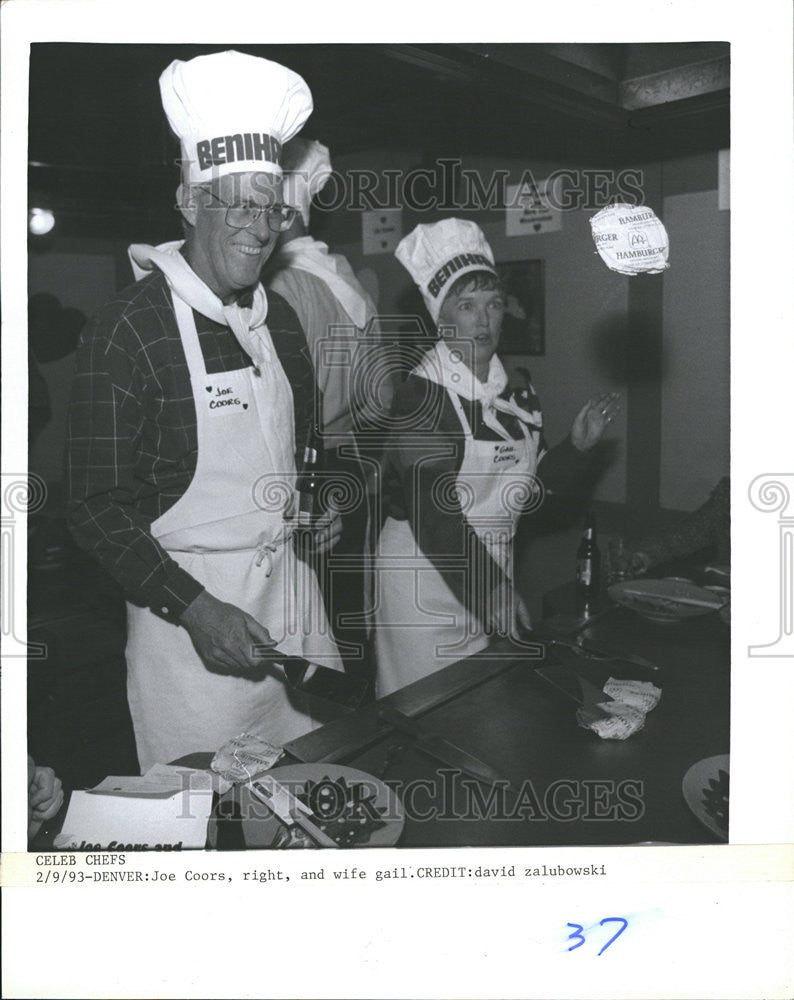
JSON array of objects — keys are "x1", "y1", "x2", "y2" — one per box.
[
  {"x1": 126, "y1": 290, "x2": 341, "y2": 773},
  {"x1": 375, "y1": 387, "x2": 539, "y2": 696}
]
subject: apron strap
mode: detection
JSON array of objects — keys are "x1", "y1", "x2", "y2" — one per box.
[
  {"x1": 514, "y1": 396, "x2": 534, "y2": 444},
  {"x1": 170, "y1": 289, "x2": 209, "y2": 380}
]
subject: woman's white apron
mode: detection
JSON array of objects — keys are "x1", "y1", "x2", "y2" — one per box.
[
  {"x1": 126, "y1": 290, "x2": 341, "y2": 773},
  {"x1": 375, "y1": 386, "x2": 539, "y2": 697}
]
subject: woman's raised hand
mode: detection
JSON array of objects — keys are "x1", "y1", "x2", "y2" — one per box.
[{"x1": 570, "y1": 392, "x2": 621, "y2": 452}]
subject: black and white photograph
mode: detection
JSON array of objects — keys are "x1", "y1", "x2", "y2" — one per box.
[
  {"x1": 3, "y1": 3, "x2": 793, "y2": 998},
  {"x1": 23, "y1": 38, "x2": 731, "y2": 852}
]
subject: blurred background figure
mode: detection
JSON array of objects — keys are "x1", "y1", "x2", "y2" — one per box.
[
  {"x1": 630, "y1": 476, "x2": 730, "y2": 574},
  {"x1": 267, "y1": 138, "x2": 391, "y2": 686}
]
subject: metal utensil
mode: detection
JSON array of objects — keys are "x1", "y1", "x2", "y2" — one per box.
[
  {"x1": 551, "y1": 637, "x2": 661, "y2": 673},
  {"x1": 253, "y1": 646, "x2": 371, "y2": 710},
  {"x1": 616, "y1": 587, "x2": 726, "y2": 610},
  {"x1": 534, "y1": 664, "x2": 613, "y2": 710}
]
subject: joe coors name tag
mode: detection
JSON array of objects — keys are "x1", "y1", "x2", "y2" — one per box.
[{"x1": 204, "y1": 383, "x2": 249, "y2": 413}]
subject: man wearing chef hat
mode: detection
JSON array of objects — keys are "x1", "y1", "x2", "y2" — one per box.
[
  {"x1": 67, "y1": 51, "x2": 342, "y2": 773},
  {"x1": 266, "y1": 138, "x2": 391, "y2": 684}
]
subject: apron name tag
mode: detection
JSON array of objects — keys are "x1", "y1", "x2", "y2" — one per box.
[
  {"x1": 493, "y1": 443, "x2": 519, "y2": 465},
  {"x1": 205, "y1": 383, "x2": 249, "y2": 412}
]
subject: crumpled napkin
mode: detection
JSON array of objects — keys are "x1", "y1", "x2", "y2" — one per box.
[{"x1": 577, "y1": 678, "x2": 662, "y2": 740}]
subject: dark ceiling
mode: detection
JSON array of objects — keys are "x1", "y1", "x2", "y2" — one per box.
[{"x1": 28, "y1": 42, "x2": 729, "y2": 239}]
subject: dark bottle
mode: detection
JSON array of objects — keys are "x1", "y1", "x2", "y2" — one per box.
[
  {"x1": 576, "y1": 511, "x2": 601, "y2": 600},
  {"x1": 296, "y1": 423, "x2": 323, "y2": 531}
]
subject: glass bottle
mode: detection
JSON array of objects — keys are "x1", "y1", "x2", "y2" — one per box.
[
  {"x1": 576, "y1": 510, "x2": 601, "y2": 602},
  {"x1": 296, "y1": 423, "x2": 323, "y2": 531}
]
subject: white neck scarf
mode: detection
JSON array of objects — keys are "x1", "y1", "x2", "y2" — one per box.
[
  {"x1": 414, "y1": 340, "x2": 541, "y2": 442},
  {"x1": 128, "y1": 240, "x2": 274, "y2": 367},
  {"x1": 272, "y1": 236, "x2": 374, "y2": 329}
]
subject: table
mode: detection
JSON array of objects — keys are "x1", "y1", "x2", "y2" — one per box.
[
  {"x1": 272, "y1": 579, "x2": 730, "y2": 847},
  {"x1": 35, "y1": 577, "x2": 730, "y2": 850}
]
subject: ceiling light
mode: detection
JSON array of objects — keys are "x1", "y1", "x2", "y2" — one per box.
[{"x1": 29, "y1": 207, "x2": 55, "y2": 236}]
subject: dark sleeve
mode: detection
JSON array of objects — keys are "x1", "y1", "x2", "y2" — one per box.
[
  {"x1": 535, "y1": 434, "x2": 591, "y2": 497},
  {"x1": 385, "y1": 375, "x2": 507, "y2": 626},
  {"x1": 636, "y1": 477, "x2": 731, "y2": 567},
  {"x1": 514, "y1": 373, "x2": 589, "y2": 500},
  {"x1": 266, "y1": 289, "x2": 320, "y2": 459},
  {"x1": 65, "y1": 304, "x2": 204, "y2": 619}
]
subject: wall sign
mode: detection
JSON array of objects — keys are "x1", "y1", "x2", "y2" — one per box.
[
  {"x1": 362, "y1": 208, "x2": 403, "y2": 255},
  {"x1": 505, "y1": 178, "x2": 562, "y2": 237}
]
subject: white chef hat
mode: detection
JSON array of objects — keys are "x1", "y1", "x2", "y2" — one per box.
[
  {"x1": 159, "y1": 50, "x2": 313, "y2": 185},
  {"x1": 282, "y1": 138, "x2": 333, "y2": 225},
  {"x1": 395, "y1": 219, "x2": 498, "y2": 322}
]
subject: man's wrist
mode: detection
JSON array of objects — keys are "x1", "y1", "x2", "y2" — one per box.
[
  {"x1": 150, "y1": 575, "x2": 205, "y2": 624},
  {"x1": 178, "y1": 588, "x2": 211, "y2": 626}
]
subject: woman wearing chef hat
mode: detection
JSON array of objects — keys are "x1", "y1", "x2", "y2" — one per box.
[
  {"x1": 67, "y1": 51, "x2": 343, "y2": 772},
  {"x1": 373, "y1": 219, "x2": 619, "y2": 695}
]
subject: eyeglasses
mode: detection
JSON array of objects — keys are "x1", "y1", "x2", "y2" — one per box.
[{"x1": 198, "y1": 188, "x2": 298, "y2": 233}]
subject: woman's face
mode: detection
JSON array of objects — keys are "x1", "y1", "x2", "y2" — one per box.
[{"x1": 438, "y1": 281, "x2": 505, "y2": 373}]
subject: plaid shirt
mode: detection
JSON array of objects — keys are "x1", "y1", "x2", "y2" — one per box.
[{"x1": 66, "y1": 269, "x2": 316, "y2": 621}]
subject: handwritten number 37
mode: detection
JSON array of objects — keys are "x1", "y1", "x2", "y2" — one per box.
[{"x1": 567, "y1": 918, "x2": 628, "y2": 956}]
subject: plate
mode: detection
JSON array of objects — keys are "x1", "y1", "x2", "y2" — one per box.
[
  {"x1": 608, "y1": 578, "x2": 725, "y2": 624},
  {"x1": 682, "y1": 754, "x2": 729, "y2": 841},
  {"x1": 207, "y1": 764, "x2": 405, "y2": 849}
]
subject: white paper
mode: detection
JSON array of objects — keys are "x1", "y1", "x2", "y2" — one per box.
[
  {"x1": 603, "y1": 678, "x2": 662, "y2": 713},
  {"x1": 589, "y1": 202, "x2": 670, "y2": 274},
  {"x1": 56, "y1": 789, "x2": 212, "y2": 850},
  {"x1": 577, "y1": 700, "x2": 647, "y2": 740},
  {"x1": 89, "y1": 764, "x2": 215, "y2": 797}
]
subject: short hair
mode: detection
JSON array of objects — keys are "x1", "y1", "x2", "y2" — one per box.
[
  {"x1": 447, "y1": 269, "x2": 503, "y2": 298},
  {"x1": 438, "y1": 269, "x2": 505, "y2": 321}
]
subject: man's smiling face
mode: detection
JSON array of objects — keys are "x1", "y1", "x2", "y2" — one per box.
[{"x1": 187, "y1": 171, "x2": 282, "y2": 303}]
